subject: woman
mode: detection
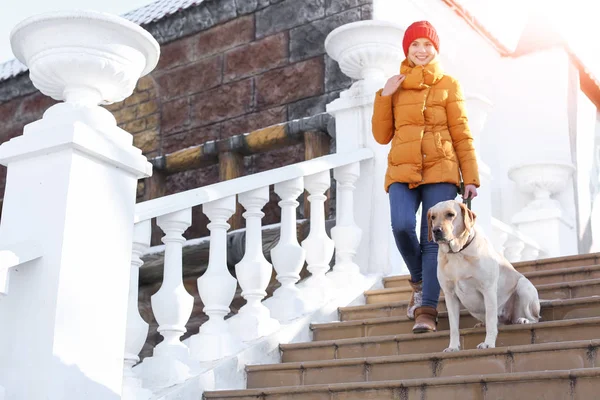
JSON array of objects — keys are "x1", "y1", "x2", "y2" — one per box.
[{"x1": 372, "y1": 21, "x2": 480, "y2": 333}]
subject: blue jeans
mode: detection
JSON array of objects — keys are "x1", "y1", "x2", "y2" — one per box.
[{"x1": 389, "y1": 182, "x2": 458, "y2": 308}]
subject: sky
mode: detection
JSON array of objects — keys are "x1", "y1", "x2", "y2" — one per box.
[
  {"x1": 0, "y1": 0, "x2": 155, "y2": 63},
  {"x1": 459, "y1": 0, "x2": 600, "y2": 77},
  {"x1": 1, "y1": 0, "x2": 600, "y2": 76}
]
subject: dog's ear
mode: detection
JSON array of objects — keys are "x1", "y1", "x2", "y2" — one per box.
[
  {"x1": 427, "y1": 209, "x2": 433, "y2": 242},
  {"x1": 459, "y1": 203, "x2": 477, "y2": 233}
]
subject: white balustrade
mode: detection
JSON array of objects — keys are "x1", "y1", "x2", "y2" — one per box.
[
  {"x1": 230, "y1": 187, "x2": 280, "y2": 341},
  {"x1": 190, "y1": 196, "x2": 243, "y2": 361},
  {"x1": 521, "y1": 245, "x2": 540, "y2": 262},
  {"x1": 504, "y1": 237, "x2": 525, "y2": 263},
  {"x1": 123, "y1": 220, "x2": 152, "y2": 400},
  {"x1": 492, "y1": 218, "x2": 544, "y2": 263},
  {"x1": 269, "y1": 177, "x2": 308, "y2": 322},
  {"x1": 329, "y1": 162, "x2": 363, "y2": 285},
  {"x1": 139, "y1": 209, "x2": 193, "y2": 389},
  {"x1": 491, "y1": 229, "x2": 509, "y2": 259},
  {"x1": 301, "y1": 171, "x2": 335, "y2": 308}
]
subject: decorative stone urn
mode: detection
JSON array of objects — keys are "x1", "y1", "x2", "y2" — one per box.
[
  {"x1": 509, "y1": 162, "x2": 577, "y2": 257},
  {"x1": 11, "y1": 10, "x2": 159, "y2": 106},
  {"x1": 325, "y1": 20, "x2": 405, "y2": 98},
  {"x1": 509, "y1": 162, "x2": 575, "y2": 216},
  {"x1": 10, "y1": 11, "x2": 160, "y2": 150}
]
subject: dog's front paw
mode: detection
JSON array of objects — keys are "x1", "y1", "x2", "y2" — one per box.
[
  {"x1": 473, "y1": 322, "x2": 486, "y2": 328},
  {"x1": 476, "y1": 342, "x2": 495, "y2": 349},
  {"x1": 443, "y1": 346, "x2": 460, "y2": 353},
  {"x1": 514, "y1": 318, "x2": 532, "y2": 324}
]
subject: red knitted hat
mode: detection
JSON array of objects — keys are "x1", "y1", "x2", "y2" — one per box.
[{"x1": 402, "y1": 21, "x2": 439, "y2": 56}]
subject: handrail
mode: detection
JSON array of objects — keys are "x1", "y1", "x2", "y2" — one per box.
[
  {"x1": 134, "y1": 148, "x2": 374, "y2": 223},
  {"x1": 491, "y1": 218, "x2": 541, "y2": 250}
]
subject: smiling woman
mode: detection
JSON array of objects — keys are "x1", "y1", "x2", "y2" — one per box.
[{"x1": 372, "y1": 19, "x2": 480, "y2": 334}]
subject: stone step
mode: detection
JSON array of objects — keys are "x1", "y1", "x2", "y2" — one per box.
[
  {"x1": 280, "y1": 316, "x2": 600, "y2": 363},
  {"x1": 343, "y1": 278, "x2": 600, "y2": 321},
  {"x1": 369, "y1": 266, "x2": 600, "y2": 304},
  {"x1": 245, "y1": 339, "x2": 600, "y2": 389},
  {"x1": 204, "y1": 367, "x2": 600, "y2": 399},
  {"x1": 312, "y1": 297, "x2": 600, "y2": 341},
  {"x1": 384, "y1": 254, "x2": 600, "y2": 289}
]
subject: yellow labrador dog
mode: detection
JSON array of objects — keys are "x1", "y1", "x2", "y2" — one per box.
[{"x1": 428, "y1": 200, "x2": 540, "y2": 352}]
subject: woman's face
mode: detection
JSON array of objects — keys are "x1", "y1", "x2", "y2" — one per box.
[{"x1": 408, "y1": 38, "x2": 437, "y2": 66}]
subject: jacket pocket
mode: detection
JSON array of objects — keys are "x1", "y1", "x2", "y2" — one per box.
[
  {"x1": 433, "y1": 132, "x2": 445, "y2": 158},
  {"x1": 435, "y1": 130, "x2": 455, "y2": 160}
]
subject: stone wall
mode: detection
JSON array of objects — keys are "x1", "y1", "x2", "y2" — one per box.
[{"x1": 0, "y1": 0, "x2": 373, "y2": 235}]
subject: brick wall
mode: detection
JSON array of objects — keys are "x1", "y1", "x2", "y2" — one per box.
[{"x1": 0, "y1": 0, "x2": 373, "y2": 234}]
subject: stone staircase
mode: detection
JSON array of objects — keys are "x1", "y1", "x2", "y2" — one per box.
[{"x1": 204, "y1": 253, "x2": 600, "y2": 399}]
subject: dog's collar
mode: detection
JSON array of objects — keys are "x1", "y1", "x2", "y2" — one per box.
[{"x1": 447, "y1": 231, "x2": 476, "y2": 254}]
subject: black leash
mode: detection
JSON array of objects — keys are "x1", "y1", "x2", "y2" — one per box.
[{"x1": 459, "y1": 182, "x2": 472, "y2": 210}]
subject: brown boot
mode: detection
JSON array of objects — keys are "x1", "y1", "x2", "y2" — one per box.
[
  {"x1": 407, "y1": 280, "x2": 422, "y2": 320},
  {"x1": 412, "y1": 306, "x2": 438, "y2": 333}
]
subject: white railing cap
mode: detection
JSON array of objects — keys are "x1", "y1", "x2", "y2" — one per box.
[
  {"x1": 134, "y1": 148, "x2": 374, "y2": 223},
  {"x1": 491, "y1": 217, "x2": 542, "y2": 250}
]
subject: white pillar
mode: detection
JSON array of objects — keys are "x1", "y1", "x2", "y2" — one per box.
[
  {"x1": 301, "y1": 171, "x2": 335, "y2": 308},
  {"x1": 122, "y1": 221, "x2": 152, "y2": 400},
  {"x1": 465, "y1": 94, "x2": 494, "y2": 235},
  {"x1": 325, "y1": 21, "x2": 405, "y2": 276},
  {"x1": 229, "y1": 187, "x2": 280, "y2": 341},
  {"x1": 329, "y1": 162, "x2": 363, "y2": 285},
  {"x1": 190, "y1": 196, "x2": 243, "y2": 362},
  {"x1": 268, "y1": 177, "x2": 308, "y2": 322},
  {"x1": 139, "y1": 209, "x2": 194, "y2": 390},
  {"x1": 0, "y1": 11, "x2": 157, "y2": 400},
  {"x1": 509, "y1": 163, "x2": 577, "y2": 257}
]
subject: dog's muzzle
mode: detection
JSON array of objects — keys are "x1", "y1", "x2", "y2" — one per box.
[{"x1": 432, "y1": 227, "x2": 445, "y2": 241}]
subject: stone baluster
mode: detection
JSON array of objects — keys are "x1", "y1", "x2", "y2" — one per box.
[
  {"x1": 190, "y1": 196, "x2": 243, "y2": 362},
  {"x1": 268, "y1": 177, "x2": 308, "y2": 322},
  {"x1": 504, "y1": 236, "x2": 525, "y2": 263},
  {"x1": 230, "y1": 187, "x2": 280, "y2": 341},
  {"x1": 139, "y1": 209, "x2": 193, "y2": 389},
  {"x1": 521, "y1": 245, "x2": 541, "y2": 262},
  {"x1": 301, "y1": 170, "x2": 335, "y2": 308},
  {"x1": 329, "y1": 162, "x2": 363, "y2": 285},
  {"x1": 492, "y1": 229, "x2": 509, "y2": 259},
  {"x1": 122, "y1": 220, "x2": 152, "y2": 400}
]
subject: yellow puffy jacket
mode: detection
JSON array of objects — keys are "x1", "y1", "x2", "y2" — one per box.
[{"x1": 372, "y1": 59, "x2": 480, "y2": 192}]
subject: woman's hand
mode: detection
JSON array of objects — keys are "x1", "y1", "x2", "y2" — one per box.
[
  {"x1": 463, "y1": 184, "x2": 478, "y2": 200},
  {"x1": 381, "y1": 74, "x2": 406, "y2": 96}
]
